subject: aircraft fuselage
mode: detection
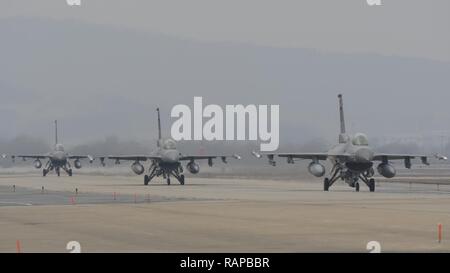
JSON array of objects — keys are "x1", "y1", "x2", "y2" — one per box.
[
  {"x1": 327, "y1": 139, "x2": 376, "y2": 186},
  {"x1": 49, "y1": 151, "x2": 68, "y2": 166}
]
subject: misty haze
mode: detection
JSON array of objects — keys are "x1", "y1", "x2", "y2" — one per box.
[{"x1": 0, "y1": 17, "x2": 449, "y2": 166}]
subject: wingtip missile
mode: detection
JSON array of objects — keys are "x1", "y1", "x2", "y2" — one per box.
[
  {"x1": 251, "y1": 151, "x2": 262, "y2": 158},
  {"x1": 435, "y1": 154, "x2": 448, "y2": 161}
]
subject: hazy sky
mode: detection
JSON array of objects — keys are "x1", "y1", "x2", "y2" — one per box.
[
  {"x1": 0, "y1": 0, "x2": 449, "y2": 152},
  {"x1": 1, "y1": 0, "x2": 449, "y2": 62}
]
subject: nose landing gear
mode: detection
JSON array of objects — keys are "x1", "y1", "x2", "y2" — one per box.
[
  {"x1": 324, "y1": 164, "x2": 377, "y2": 192},
  {"x1": 368, "y1": 178, "x2": 375, "y2": 192},
  {"x1": 324, "y1": 178, "x2": 330, "y2": 191},
  {"x1": 143, "y1": 163, "x2": 186, "y2": 186}
]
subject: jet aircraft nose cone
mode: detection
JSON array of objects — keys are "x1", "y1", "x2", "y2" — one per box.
[
  {"x1": 355, "y1": 148, "x2": 374, "y2": 162},
  {"x1": 162, "y1": 150, "x2": 180, "y2": 163}
]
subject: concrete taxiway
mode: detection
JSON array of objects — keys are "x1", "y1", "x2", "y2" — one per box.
[{"x1": 0, "y1": 170, "x2": 449, "y2": 252}]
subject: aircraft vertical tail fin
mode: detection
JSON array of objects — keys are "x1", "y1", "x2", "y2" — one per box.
[
  {"x1": 338, "y1": 94, "x2": 346, "y2": 134},
  {"x1": 55, "y1": 120, "x2": 58, "y2": 145},
  {"x1": 338, "y1": 94, "x2": 349, "y2": 143},
  {"x1": 157, "y1": 108, "x2": 162, "y2": 146}
]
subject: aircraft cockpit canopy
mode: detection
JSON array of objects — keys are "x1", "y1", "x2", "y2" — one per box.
[
  {"x1": 352, "y1": 133, "x2": 369, "y2": 146},
  {"x1": 55, "y1": 144, "x2": 65, "y2": 152},
  {"x1": 163, "y1": 138, "x2": 177, "y2": 150}
]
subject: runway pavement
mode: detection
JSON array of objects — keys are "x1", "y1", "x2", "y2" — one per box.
[{"x1": 0, "y1": 172, "x2": 449, "y2": 252}]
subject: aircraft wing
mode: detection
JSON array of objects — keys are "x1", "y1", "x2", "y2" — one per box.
[
  {"x1": 373, "y1": 154, "x2": 430, "y2": 166},
  {"x1": 13, "y1": 155, "x2": 49, "y2": 160},
  {"x1": 252, "y1": 152, "x2": 329, "y2": 166},
  {"x1": 277, "y1": 153, "x2": 329, "y2": 160},
  {"x1": 68, "y1": 155, "x2": 89, "y2": 159},
  {"x1": 252, "y1": 152, "x2": 358, "y2": 166},
  {"x1": 68, "y1": 155, "x2": 95, "y2": 163},
  {"x1": 107, "y1": 155, "x2": 161, "y2": 162},
  {"x1": 68, "y1": 155, "x2": 93, "y2": 159},
  {"x1": 179, "y1": 154, "x2": 241, "y2": 164},
  {"x1": 373, "y1": 154, "x2": 427, "y2": 160}
]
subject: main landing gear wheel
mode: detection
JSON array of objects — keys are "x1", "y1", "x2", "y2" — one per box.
[
  {"x1": 355, "y1": 182, "x2": 360, "y2": 192},
  {"x1": 167, "y1": 177, "x2": 171, "y2": 185},
  {"x1": 56, "y1": 168, "x2": 60, "y2": 177},
  {"x1": 179, "y1": 175, "x2": 185, "y2": 185},
  {"x1": 144, "y1": 175, "x2": 150, "y2": 186},
  {"x1": 369, "y1": 178, "x2": 375, "y2": 192},
  {"x1": 43, "y1": 169, "x2": 48, "y2": 177},
  {"x1": 68, "y1": 169, "x2": 73, "y2": 177},
  {"x1": 324, "y1": 178, "x2": 330, "y2": 191}
]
